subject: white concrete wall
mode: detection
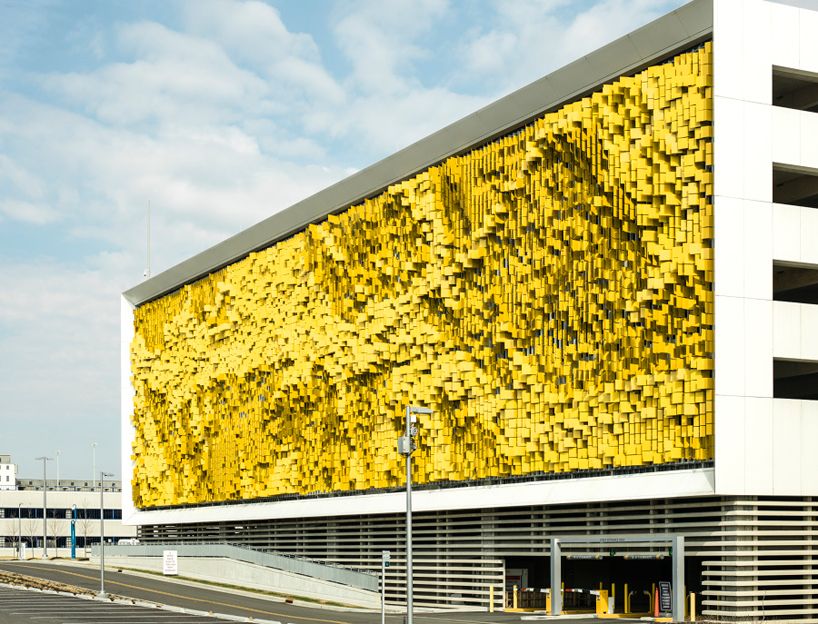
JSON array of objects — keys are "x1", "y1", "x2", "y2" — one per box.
[
  {"x1": 0, "y1": 462, "x2": 17, "y2": 491},
  {"x1": 120, "y1": 296, "x2": 136, "y2": 525},
  {"x1": 126, "y1": 466, "x2": 714, "y2": 526},
  {"x1": 0, "y1": 547, "x2": 92, "y2": 559},
  {"x1": 713, "y1": 0, "x2": 818, "y2": 495},
  {"x1": 95, "y1": 555, "x2": 380, "y2": 608}
]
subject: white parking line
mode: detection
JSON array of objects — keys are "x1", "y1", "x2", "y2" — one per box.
[
  {"x1": 33, "y1": 614, "x2": 221, "y2": 619},
  {"x1": 14, "y1": 607, "x2": 149, "y2": 611},
  {"x1": 59, "y1": 620, "x2": 229, "y2": 623},
  {"x1": 52, "y1": 615, "x2": 219, "y2": 619},
  {"x1": 0, "y1": 599, "x2": 82, "y2": 603},
  {"x1": 57, "y1": 615, "x2": 218, "y2": 624},
  {"x1": 0, "y1": 586, "x2": 271, "y2": 623},
  {"x1": 20, "y1": 611, "x2": 217, "y2": 619},
  {"x1": 15, "y1": 609, "x2": 147, "y2": 613}
]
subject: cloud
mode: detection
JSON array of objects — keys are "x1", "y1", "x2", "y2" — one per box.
[
  {"x1": 0, "y1": 259, "x2": 122, "y2": 478},
  {"x1": 455, "y1": 0, "x2": 687, "y2": 95},
  {"x1": 0, "y1": 0, "x2": 688, "y2": 478},
  {"x1": 182, "y1": 0, "x2": 345, "y2": 104},
  {"x1": 0, "y1": 199, "x2": 59, "y2": 225},
  {"x1": 316, "y1": 87, "x2": 487, "y2": 155},
  {"x1": 333, "y1": 0, "x2": 450, "y2": 94},
  {"x1": 0, "y1": 92, "x2": 348, "y2": 274},
  {"x1": 305, "y1": 0, "x2": 490, "y2": 155},
  {"x1": 44, "y1": 21, "x2": 272, "y2": 127}
]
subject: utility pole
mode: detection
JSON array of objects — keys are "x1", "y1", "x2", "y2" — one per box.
[
  {"x1": 17, "y1": 503, "x2": 22, "y2": 560},
  {"x1": 145, "y1": 200, "x2": 151, "y2": 278},
  {"x1": 398, "y1": 406, "x2": 432, "y2": 624},
  {"x1": 99, "y1": 471, "x2": 114, "y2": 597},
  {"x1": 35, "y1": 456, "x2": 52, "y2": 558},
  {"x1": 91, "y1": 442, "x2": 97, "y2": 488}
]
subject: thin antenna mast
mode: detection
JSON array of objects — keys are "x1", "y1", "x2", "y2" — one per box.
[{"x1": 145, "y1": 200, "x2": 152, "y2": 279}]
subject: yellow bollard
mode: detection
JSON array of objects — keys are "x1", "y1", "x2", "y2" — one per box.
[
  {"x1": 624, "y1": 583, "x2": 629, "y2": 614},
  {"x1": 513, "y1": 584, "x2": 518, "y2": 610},
  {"x1": 651, "y1": 583, "x2": 656, "y2": 614},
  {"x1": 489, "y1": 585, "x2": 494, "y2": 613},
  {"x1": 689, "y1": 592, "x2": 696, "y2": 621}
]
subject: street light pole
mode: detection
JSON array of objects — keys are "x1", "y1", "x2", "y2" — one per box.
[
  {"x1": 56, "y1": 450, "x2": 60, "y2": 489},
  {"x1": 99, "y1": 471, "x2": 114, "y2": 597},
  {"x1": 35, "y1": 456, "x2": 52, "y2": 558},
  {"x1": 17, "y1": 503, "x2": 22, "y2": 560},
  {"x1": 398, "y1": 405, "x2": 432, "y2": 624}
]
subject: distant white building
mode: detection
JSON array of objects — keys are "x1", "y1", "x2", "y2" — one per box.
[
  {"x1": 0, "y1": 455, "x2": 136, "y2": 558},
  {"x1": 0, "y1": 455, "x2": 17, "y2": 491},
  {"x1": 0, "y1": 486, "x2": 137, "y2": 559}
]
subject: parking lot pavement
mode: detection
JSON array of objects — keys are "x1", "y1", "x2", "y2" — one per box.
[
  {"x1": 0, "y1": 561, "x2": 534, "y2": 624},
  {"x1": 0, "y1": 585, "x2": 228, "y2": 624},
  {"x1": 0, "y1": 579, "x2": 621, "y2": 624},
  {"x1": 0, "y1": 583, "x2": 539, "y2": 624}
]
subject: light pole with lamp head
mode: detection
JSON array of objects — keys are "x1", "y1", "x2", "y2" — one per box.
[
  {"x1": 55, "y1": 450, "x2": 61, "y2": 489},
  {"x1": 98, "y1": 471, "x2": 114, "y2": 597},
  {"x1": 398, "y1": 405, "x2": 432, "y2": 624},
  {"x1": 34, "y1": 456, "x2": 52, "y2": 558}
]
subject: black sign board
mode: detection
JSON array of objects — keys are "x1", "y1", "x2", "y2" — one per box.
[{"x1": 658, "y1": 581, "x2": 672, "y2": 613}]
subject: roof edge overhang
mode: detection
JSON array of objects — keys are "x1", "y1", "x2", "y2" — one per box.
[{"x1": 123, "y1": 0, "x2": 712, "y2": 306}]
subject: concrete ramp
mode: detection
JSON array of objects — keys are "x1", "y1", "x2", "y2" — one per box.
[{"x1": 93, "y1": 543, "x2": 379, "y2": 608}]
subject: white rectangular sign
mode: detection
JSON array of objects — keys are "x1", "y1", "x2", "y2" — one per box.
[{"x1": 162, "y1": 549, "x2": 178, "y2": 575}]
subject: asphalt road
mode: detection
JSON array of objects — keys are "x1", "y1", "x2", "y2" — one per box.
[
  {"x1": 0, "y1": 584, "x2": 226, "y2": 624},
  {"x1": 0, "y1": 560, "x2": 534, "y2": 624}
]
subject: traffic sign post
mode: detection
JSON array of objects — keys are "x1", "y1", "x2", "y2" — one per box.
[{"x1": 381, "y1": 550, "x2": 390, "y2": 624}]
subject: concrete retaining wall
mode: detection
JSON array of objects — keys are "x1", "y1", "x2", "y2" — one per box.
[{"x1": 95, "y1": 554, "x2": 380, "y2": 608}]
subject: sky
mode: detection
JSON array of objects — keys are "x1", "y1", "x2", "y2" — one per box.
[{"x1": 0, "y1": 0, "x2": 686, "y2": 481}]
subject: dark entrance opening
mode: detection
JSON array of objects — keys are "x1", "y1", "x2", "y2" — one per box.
[
  {"x1": 773, "y1": 66, "x2": 818, "y2": 113},
  {"x1": 505, "y1": 556, "x2": 549, "y2": 609},
  {"x1": 774, "y1": 261, "x2": 818, "y2": 304},
  {"x1": 773, "y1": 164, "x2": 818, "y2": 208},
  {"x1": 774, "y1": 358, "x2": 818, "y2": 400}
]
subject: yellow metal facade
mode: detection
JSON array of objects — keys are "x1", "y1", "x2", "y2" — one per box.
[{"x1": 131, "y1": 44, "x2": 713, "y2": 509}]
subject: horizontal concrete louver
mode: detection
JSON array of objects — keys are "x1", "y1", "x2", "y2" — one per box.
[{"x1": 137, "y1": 495, "x2": 818, "y2": 620}]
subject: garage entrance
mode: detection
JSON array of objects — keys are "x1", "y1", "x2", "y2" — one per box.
[{"x1": 550, "y1": 535, "x2": 686, "y2": 620}]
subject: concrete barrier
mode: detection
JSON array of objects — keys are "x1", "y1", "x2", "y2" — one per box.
[{"x1": 91, "y1": 543, "x2": 380, "y2": 608}]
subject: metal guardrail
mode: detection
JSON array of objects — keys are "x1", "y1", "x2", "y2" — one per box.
[{"x1": 92, "y1": 542, "x2": 379, "y2": 591}]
